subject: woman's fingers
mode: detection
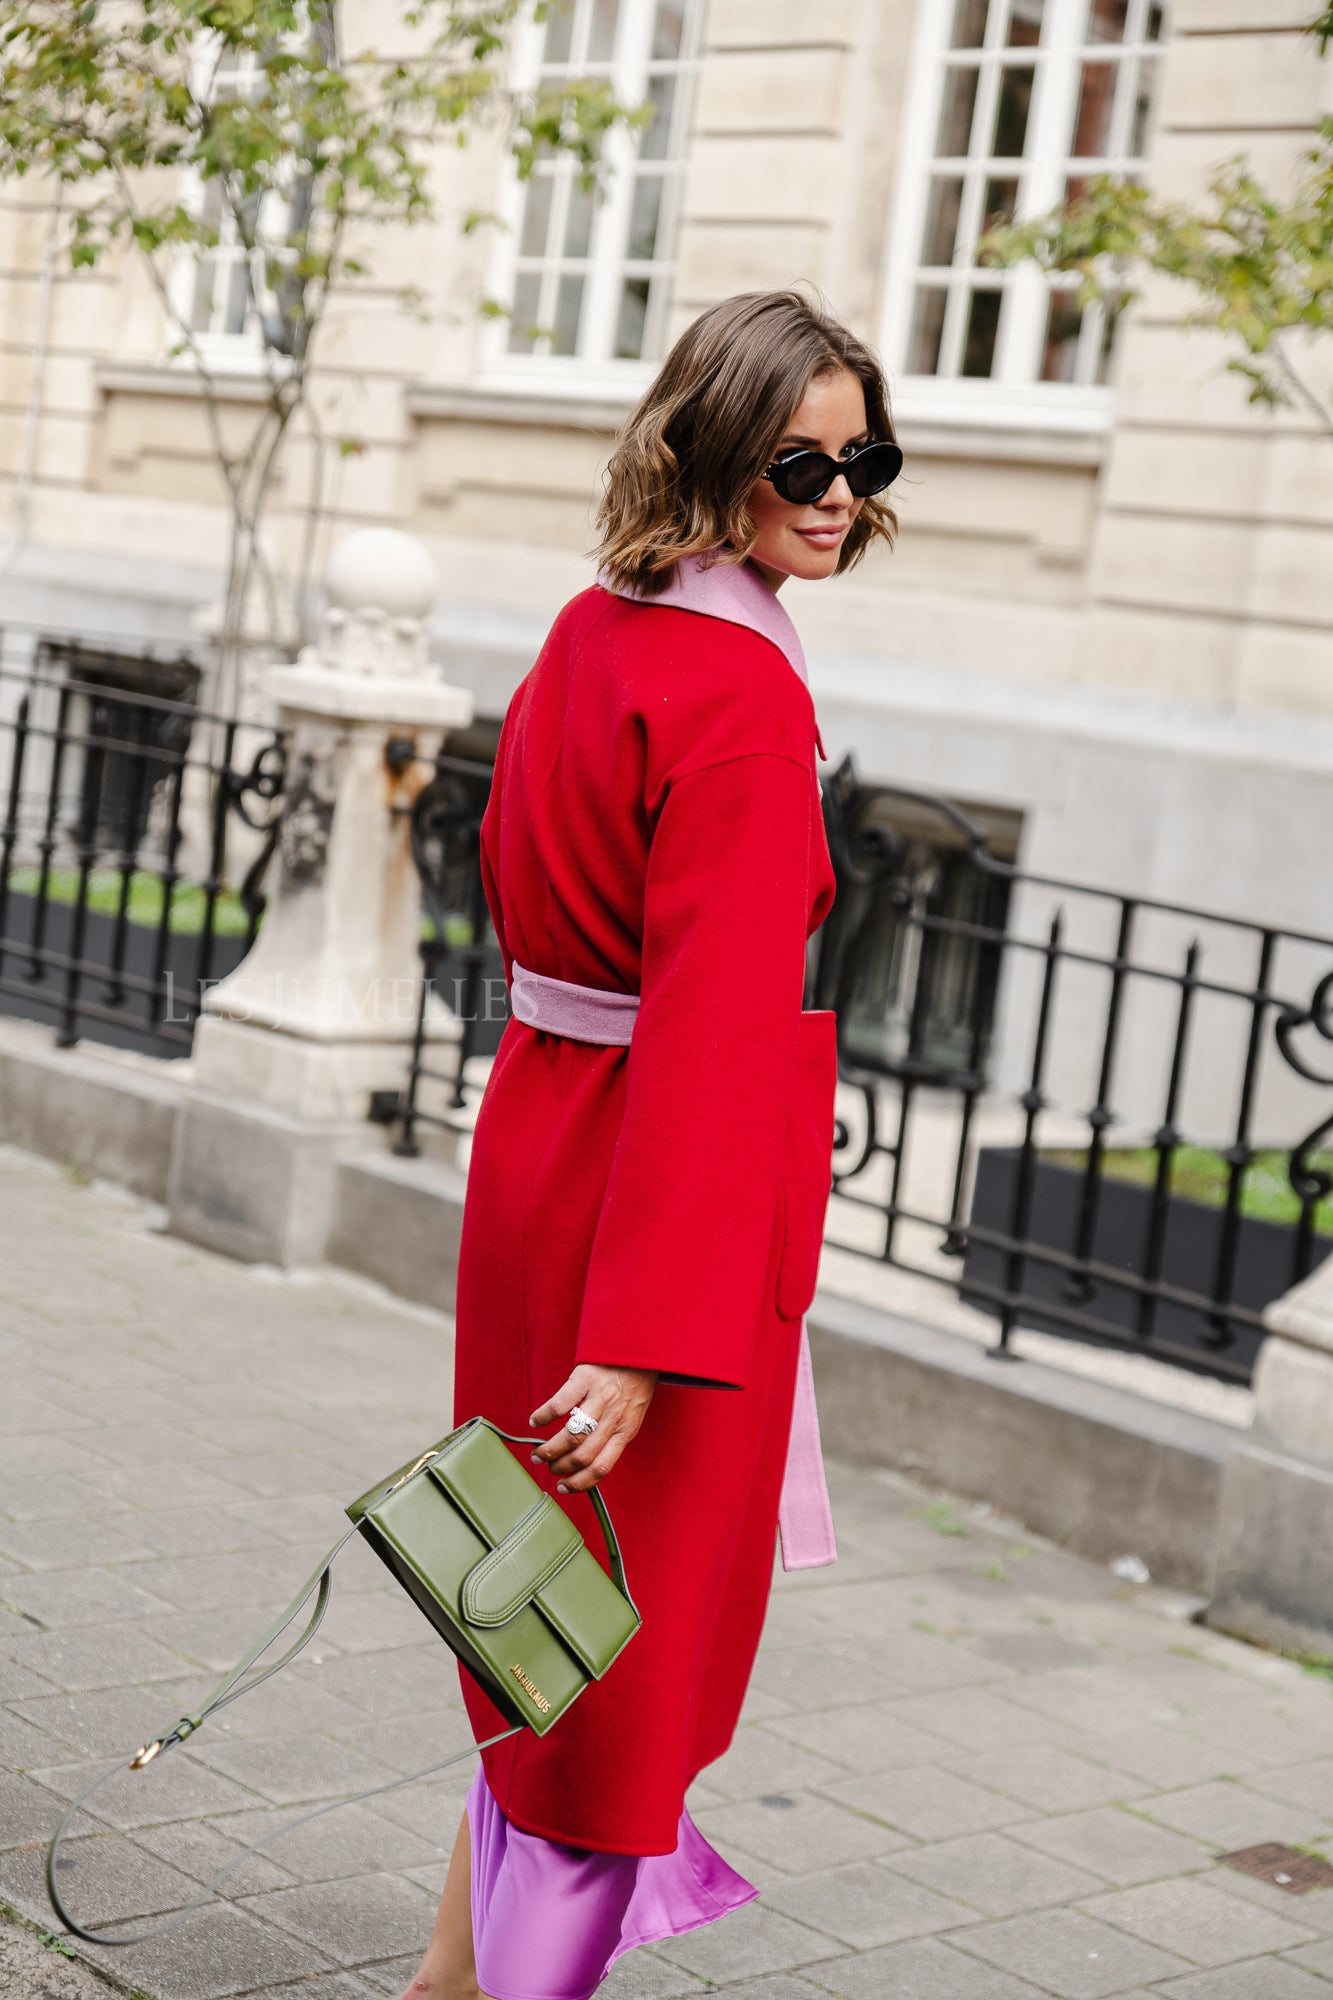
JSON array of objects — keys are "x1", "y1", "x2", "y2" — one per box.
[
  {"x1": 529, "y1": 1372, "x2": 606, "y2": 1466},
  {"x1": 528, "y1": 1371, "x2": 587, "y2": 1432},
  {"x1": 527, "y1": 1364, "x2": 658, "y2": 1490},
  {"x1": 555, "y1": 1428, "x2": 629, "y2": 1494},
  {"x1": 537, "y1": 1398, "x2": 623, "y2": 1479}
]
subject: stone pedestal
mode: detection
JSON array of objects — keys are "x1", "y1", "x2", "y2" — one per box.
[
  {"x1": 167, "y1": 528, "x2": 475, "y2": 1267},
  {"x1": 1209, "y1": 1250, "x2": 1333, "y2": 1653}
]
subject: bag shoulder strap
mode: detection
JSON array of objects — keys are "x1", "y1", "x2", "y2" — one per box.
[
  {"x1": 46, "y1": 1519, "x2": 488, "y2": 1947},
  {"x1": 47, "y1": 1428, "x2": 631, "y2": 1947}
]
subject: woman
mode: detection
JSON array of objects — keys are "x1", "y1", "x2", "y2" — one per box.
[{"x1": 402, "y1": 288, "x2": 901, "y2": 2000}]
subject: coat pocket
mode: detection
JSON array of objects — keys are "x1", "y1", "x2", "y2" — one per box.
[{"x1": 775, "y1": 1009, "x2": 838, "y2": 1321}]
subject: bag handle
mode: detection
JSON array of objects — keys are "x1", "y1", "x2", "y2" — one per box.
[
  {"x1": 46, "y1": 1422, "x2": 631, "y2": 1948},
  {"x1": 466, "y1": 1422, "x2": 639, "y2": 1615}
]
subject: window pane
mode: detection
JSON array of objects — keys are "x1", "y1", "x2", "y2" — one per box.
[
  {"x1": 543, "y1": 2, "x2": 575, "y2": 65},
  {"x1": 951, "y1": 0, "x2": 990, "y2": 49},
  {"x1": 1007, "y1": 0, "x2": 1044, "y2": 46},
  {"x1": 1040, "y1": 289, "x2": 1081, "y2": 381},
  {"x1": 1146, "y1": 2, "x2": 1164, "y2": 39},
  {"x1": 1129, "y1": 62, "x2": 1153, "y2": 154},
  {"x1": 652, "y1": 0, "x2": 686, "y2": 58},
  {"x1": 641, "y1": 74, "x2": 675, "y2": 159},
  {"x1": 507, "y1": 270, "x2": 542, "y2": 354},
  {"x1": 1072, "y1": 61, "x2": 1116, "y2": 155},
  {"x1": 992, "y1": 64, "x2": 1034, "y2": 156},
  {"x1": 1087, "y1": 0, "x2": 1129, "y2": 42},
  {"x1": 937, "y1": 68, "x2": 979, "y2": 156},
  {"x1": 223, "y1": 257, "x2": 250, "y2": 336},
  {"x1": 519, "y1": 173, "x2": 555, "y2": 258},
  {"x1": 960, "y1": 287, "x2": 1002, "y2": 375},
  {"x1": 627, "y1": 174, "x2": 663, "y2": 260},
  {"x1": 908, "y1": 286, "x2": 949, "y2": 373},
  {"x1": 589, "y1": 0, "x2": 619, "y2": 61},
  {"x1": 553, "y1": 272, "x2": 584, "y2": 353},
  {"x1": 922, "y1": 177, "x2": 965, "y2": 265},
  {"x1": 190, "y1": 261, "x2": 219, "y2": 334},
  {"x1": 615, "y1": 276, "x2": 650, "y2": 358},
  {"x1": 1097, "y1": 295, "x2": 1125, "y2": 383},
  {"x1": 982, "y1": 174, "x2": 1018, "y2": 233},
  {"x1": 563, "y1": 178, "x2": 595, "y2": 258}
]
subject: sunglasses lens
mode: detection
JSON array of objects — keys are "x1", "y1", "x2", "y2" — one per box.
[
  {"x1": 846, "y1": 442, "x2": 904, "y2": 496},
  {"x1": 776, "y1": 454, "x2": 835, "y2": 504}
]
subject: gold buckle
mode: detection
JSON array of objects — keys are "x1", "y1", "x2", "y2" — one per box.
[
  {"x1": 129, "y1": 1739, "x2": 163, "y2": 1771},
  {"x1": 384, "y1": 1448, "x2": 440, "y2": 1496}
]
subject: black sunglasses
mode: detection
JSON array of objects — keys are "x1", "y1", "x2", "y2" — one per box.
[{"x1": 762, "y1": 439, "x2": 904, "y2": 506}]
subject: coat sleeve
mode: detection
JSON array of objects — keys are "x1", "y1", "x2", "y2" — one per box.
[{"x1": 574, "y1": 750, "x2": 814, "y2": 1390}]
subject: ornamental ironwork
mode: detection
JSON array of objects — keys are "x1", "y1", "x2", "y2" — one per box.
[{"x1": 0, "y1": 631, "x2": 287, "y2": 1055}]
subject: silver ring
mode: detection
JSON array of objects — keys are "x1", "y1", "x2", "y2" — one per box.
[{"x1": 567, "y1": 1405, "x2": 599, "y2": 1438}]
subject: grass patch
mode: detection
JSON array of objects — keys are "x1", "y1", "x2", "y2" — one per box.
[
  {"x1": 1044, "y1": 1143, "x2": 1333, "y2": 1236},
  {"x1": 916, "y1": 1501, "x2": 970, "y2": 1539},
  {"x1": 6, "y1": 866, "x2": 253, "y2": 937}
]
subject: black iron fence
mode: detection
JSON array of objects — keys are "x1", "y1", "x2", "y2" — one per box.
[
  {"x1": 385, "y1": 747, "x2": 1332, "y2": 1386},
  {"x1": 813, "y1": 758, "x2": 1333, "y2": 1385},
  {"x1": 0, "y1": 631, "x2": 287, "y2": 1055},
  {"x1": 371, "y1": 746, "x2": 507, "y2": 1153}
]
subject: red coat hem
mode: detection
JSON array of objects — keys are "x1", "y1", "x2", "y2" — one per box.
[{"x1": 481, "y1": 1795, "x2": 683, "y2": 1859}]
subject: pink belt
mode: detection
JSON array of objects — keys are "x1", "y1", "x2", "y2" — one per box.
[{"x1": 510, "y1": 960, "x2": 837, "y2": 1572}]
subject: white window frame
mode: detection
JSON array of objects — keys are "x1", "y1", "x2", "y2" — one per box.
[
  {"x1": 166, "y1": 36, "x2": 290, "y2": 370},
  {"x1": 479, "y1": 0, "x2": 702, "y2": 397},
  {"x1": 880, "y1": 0, "x2": 1166, "y2": 434}
]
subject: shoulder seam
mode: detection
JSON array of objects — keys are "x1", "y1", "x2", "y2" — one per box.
[{"x1": 667, "y1": 750, "x2": 814, "y2": 789}]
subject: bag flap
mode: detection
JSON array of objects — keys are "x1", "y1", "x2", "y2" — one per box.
[
  {"x1": 460, "y1": 1497, "x2": 582, "y2": 1627},
  {"x1": 425, "y1": 1421, "x2": 541, "y2": 1548}
]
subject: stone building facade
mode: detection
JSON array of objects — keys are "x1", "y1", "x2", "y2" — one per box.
[{"x1": 0, "y1": 0, "x2": 1328, "y2": 977}]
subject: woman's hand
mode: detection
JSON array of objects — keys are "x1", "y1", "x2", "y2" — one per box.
[{"x1": 529, "y1": 1364, "x2": 658, "y2": 1493}]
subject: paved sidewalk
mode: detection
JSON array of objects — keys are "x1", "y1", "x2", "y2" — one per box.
[{"x1": 5, "y1": 1145, "x2": 1333, "y2": 2000}]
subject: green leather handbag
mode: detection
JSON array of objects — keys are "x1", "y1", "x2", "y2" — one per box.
[
  {"x1": 348, "y1": 1417, "x2": 641, "y2": 1736},
  {"x1": 46, "y1": 1418, "x2": 640, "y2": 1947}
]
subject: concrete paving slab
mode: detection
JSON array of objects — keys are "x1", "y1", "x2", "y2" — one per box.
[
  {"x1": 5, "y1": 1154, "x2": 1333, "y2": 1999},
  {"x1": 0, "y1": 1916, "x2": 120, "y2": 1998}
]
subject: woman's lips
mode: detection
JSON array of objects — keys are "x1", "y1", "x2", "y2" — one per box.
[{"x1": 795, "y1": 524, "x2": 848, "y2": 547}]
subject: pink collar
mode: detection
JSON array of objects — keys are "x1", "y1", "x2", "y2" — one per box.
[{"x1": 596, "y1": 551, "x2": 809, "y2": 689}]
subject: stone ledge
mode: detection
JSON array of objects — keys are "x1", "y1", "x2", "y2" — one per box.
[
  {"x1": 806, "y1": 1289, "x2": 1241, "y2": 1593},
  {"x1": 95, "y1": 357, "x2": 273, "y2": 403},
  {"x1": 0, "y1": 1015, "x2": 182, "y2": 1202},
  {"x1": 405, "y1": 381, "x2": 634, "y2": 433},
  {"x1": 327, "y1": 1147, "x2": 468, "y2": 1311}
]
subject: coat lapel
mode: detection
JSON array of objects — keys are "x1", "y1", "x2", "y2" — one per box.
[{"x1": 597, "y1": 553, "x2": 826, "y2": 759}]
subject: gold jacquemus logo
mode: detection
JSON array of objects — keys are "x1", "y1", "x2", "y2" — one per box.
[{"x1": 510, "y1": 1663, "x2": 551, "y2": 1713}]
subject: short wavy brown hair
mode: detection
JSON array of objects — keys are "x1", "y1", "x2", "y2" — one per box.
[{"x1": 594, "y1": 289, "x2": 897, "y2": 595}]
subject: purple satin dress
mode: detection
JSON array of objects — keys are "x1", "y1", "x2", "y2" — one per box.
[{"x1": 467, "y1": 1767, "x2": 756, "y2": 2000}]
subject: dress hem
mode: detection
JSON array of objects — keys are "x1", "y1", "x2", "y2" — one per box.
[
  {"x1": 469, "y1": 1767, "x2": 758, "y2": 2000},
  {"x1": 477, "y1": 1884, "x2": 762, "y2": 2000}
]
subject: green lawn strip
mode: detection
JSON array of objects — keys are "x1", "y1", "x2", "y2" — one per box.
[
  {"x1": 6, "y1": 866, "x2": 252, "y2": 937},
  {"x1": 1044, "y1": 1143, "x2": 1333, "y2": 1236},
  {"x1": 8, "y1": 867, "x2": 484, "y2": 951}
]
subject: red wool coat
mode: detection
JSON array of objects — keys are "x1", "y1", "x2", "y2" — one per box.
[{"x1": 452, "y1": 572, "x2": 837, "y2": 1855}]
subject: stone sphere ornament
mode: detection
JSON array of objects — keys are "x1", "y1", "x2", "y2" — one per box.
[{"x1": 313, "y1": 528, "x2": 440, "y2": 679}]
